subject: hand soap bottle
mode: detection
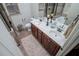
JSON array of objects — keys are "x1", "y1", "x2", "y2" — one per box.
[{"x1": 46, "y1": 15, "x2": 50, "y2": 26}]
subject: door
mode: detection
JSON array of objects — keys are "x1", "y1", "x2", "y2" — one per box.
[
  {"x1": 0, "y1": 4, "x2": 11, "y2": 31},
  {"x1": 0, "y1": 18, "x2": 23, "y2": 56}
]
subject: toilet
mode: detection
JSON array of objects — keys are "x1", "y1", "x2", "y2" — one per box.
[
  {"x1": 24, "y1": 23, "x2": 31, "y2": 31},
  {"x1": 23, "y1": 18, "x2": 35, "y2": 31}
]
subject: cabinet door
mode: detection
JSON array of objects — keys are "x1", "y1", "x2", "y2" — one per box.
[
  {"x1": 42, "y1": 33, "x2": 51, "y2": 50},
  {"x1": 48, "y1": 41, "x2": 56, "y2": 55},
  {"x1": 38, "y1": 29, "x2": 42, "y2": 43},
  {"x1": 31, "y1": 24, "x2": 38, "y2": 38},
  {"x1": 52, "y1": 42, "x2": 60, "y2": 55},
  {"x1": 31, "y1": 24, "x2": 34, "y2": 35},
  {"x1": 34, "y1": 27, "x2": 38, "y2": 38},
  {"x1": 48, "y1": 39, "x2": 60, "y2": 56}
]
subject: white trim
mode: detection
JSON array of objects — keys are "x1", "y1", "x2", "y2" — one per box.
[
  {"x1": 57, "y1": 20, "x2": 79, "y2": 56},
  {"x1": 62, "y1": 33, "x2": 79, "y2": 55},
  {"x1": 0, "y1": 18, "x2": 23, "y2": 56}
]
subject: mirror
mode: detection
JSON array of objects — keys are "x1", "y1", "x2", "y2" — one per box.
[{"x1": 38, "y1": 3, "x2": 79, "y2": 38}]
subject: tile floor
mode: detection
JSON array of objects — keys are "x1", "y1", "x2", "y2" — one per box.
[
  {"x1": 20, "y1": 34, "x2": 50, "y2": 56},
  {"x1": 11, "y1": 30, "x2": 50, "y2": 56}
]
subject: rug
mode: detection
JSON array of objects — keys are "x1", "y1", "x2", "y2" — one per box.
[{"x1": 21, "y1": 34, "x2": 50, "y2": 56}]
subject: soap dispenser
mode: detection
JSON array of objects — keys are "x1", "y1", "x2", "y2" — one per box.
[
  {"x1": 46, "y1": 15, "x2": 50, "y2": 26},
  {"x1": 50, "y1": 14, "x2": 54, "y2": 23}
]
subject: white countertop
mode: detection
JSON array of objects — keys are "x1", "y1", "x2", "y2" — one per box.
[{"x1": 31, "y1": 18, "x2": 68, "y2": 48}]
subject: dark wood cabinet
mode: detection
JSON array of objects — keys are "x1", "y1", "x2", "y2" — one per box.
[
  {"x1": 42, "y1": 33, "x2": 60, "y2": 56},
  {"x1": 38, "y1": 29, "x2": 42, "y2": 43},
  {"x1": 48, "y1": 39, "x2": 60, "y2": 55},
  {"x1": 31, "y1": 24, "x2": 35, "y2": 35},
  {"x1": 42, "y1": 33, "x2": 51, "y2": 50},
  {"x1": 31, "y1": 24, "x2": 60, "y2": 56},
  {"x1": 47, "y1": 41, "x2": 56, "y2": 55}
]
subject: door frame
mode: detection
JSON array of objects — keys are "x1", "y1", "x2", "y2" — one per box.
[
  {"x1": 0, "y1": 4, "x2": 11, "y2": 31},
  {"x1": 2, "y1": 3, "x2": 18, "y2": 35}
]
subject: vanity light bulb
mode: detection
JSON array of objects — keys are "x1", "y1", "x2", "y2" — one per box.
[
  {"x1": 47, "y1": 15, "x2": 50, "y2": 18},
  {"x1": 51, "y1": 14, "x2": 54, "y2": 16}
]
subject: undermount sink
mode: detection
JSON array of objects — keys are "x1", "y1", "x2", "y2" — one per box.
[
  {"x1": 49, "y1": 30, "x2": 63, "y2": 38},
  {"x1": 49, "y1": 30, "x2": 57, "y2": 35}
]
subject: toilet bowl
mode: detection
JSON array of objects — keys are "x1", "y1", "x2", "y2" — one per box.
[{"x1": 24, "y1": 23, "x2": 31, "y2": 31}]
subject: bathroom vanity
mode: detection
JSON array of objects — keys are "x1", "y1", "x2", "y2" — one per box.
[{"x1": 31, "y1": 18, "x2": 68, "y2": 56}]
